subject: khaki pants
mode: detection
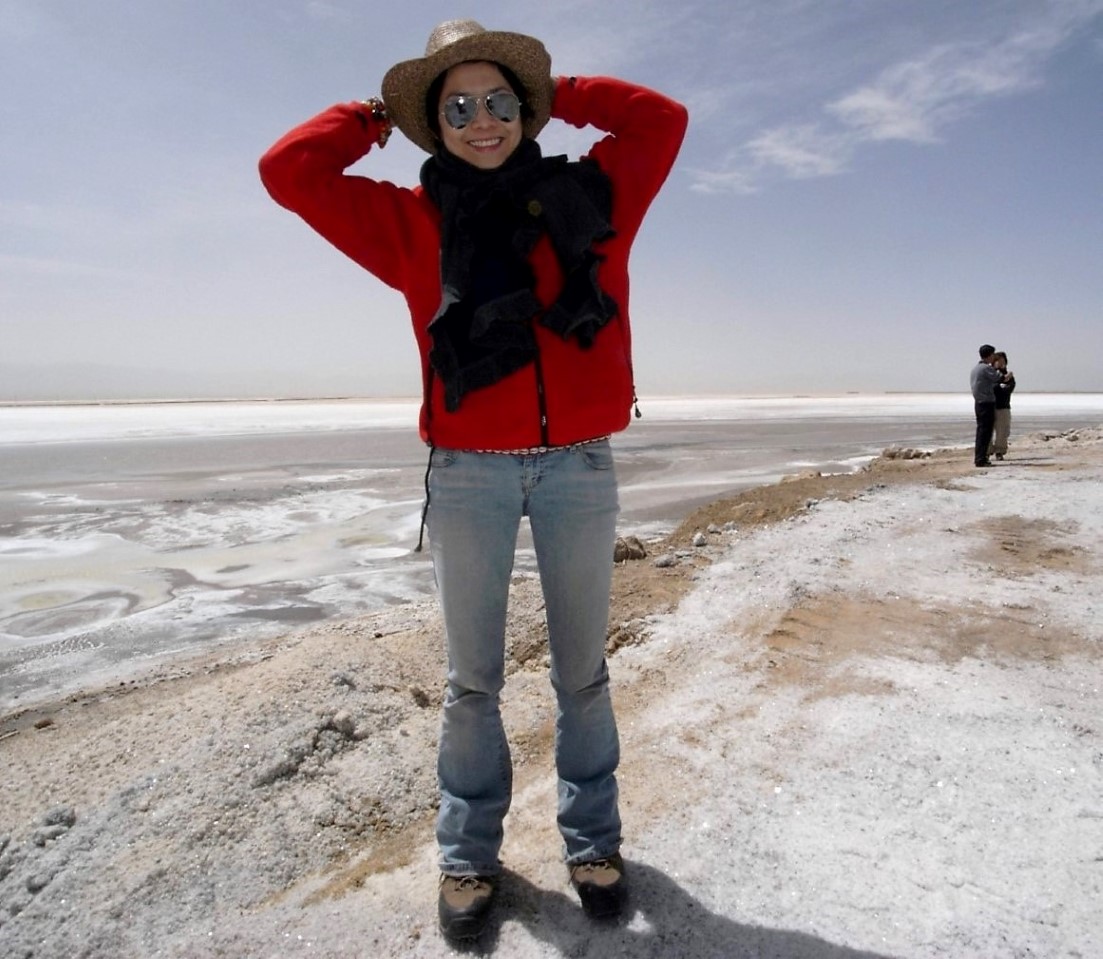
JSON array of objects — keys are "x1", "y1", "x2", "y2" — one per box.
[{"x1": 989, "y1": 409, "x2": 1011, "y2": 457}]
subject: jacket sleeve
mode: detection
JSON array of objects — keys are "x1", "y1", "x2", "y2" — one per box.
[
  {"x1": 258, "y1": 103, "x2": 429, "y2": 291},
  {"x1": 551, "y1": 76, "x2": 688, "y2": 243}
]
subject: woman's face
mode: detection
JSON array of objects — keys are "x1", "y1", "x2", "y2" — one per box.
[{"x1": 437, "y1": 61, "x2": 522, "y2": 170}]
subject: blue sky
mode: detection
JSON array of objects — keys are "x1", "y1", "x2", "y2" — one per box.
[{"x1": 2, "y1": 0, "x2": 1101, "y2": 401}]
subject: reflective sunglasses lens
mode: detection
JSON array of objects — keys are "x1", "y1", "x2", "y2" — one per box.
[
  {"x1": 442, "y1": 92, "x2": 522, "y2": 129},
  {"x1": 443, "y1": 96, "x2": 479, "y2": 129},
  {"x1": 485, "y1": 92, "x2": 521, "y2": 123}
]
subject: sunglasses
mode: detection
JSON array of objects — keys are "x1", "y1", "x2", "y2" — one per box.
[{"x1": 440, "y1": 91, "x2": 522, "y2": 130}]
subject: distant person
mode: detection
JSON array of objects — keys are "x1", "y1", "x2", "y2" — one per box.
[
  {"x1": 259, "y1": 18, "x2": 687, "y2": 942},
  {"x1": 989, "y1": 351, "x2": 1015, "y2": 460},
  {"x1": 970, "y1": 344, "x2": 1002, "y2": 467}
]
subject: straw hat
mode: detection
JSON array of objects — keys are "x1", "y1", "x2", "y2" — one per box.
[{"x1": 381, "y1": 19, "x2": 553, "y2": 154}]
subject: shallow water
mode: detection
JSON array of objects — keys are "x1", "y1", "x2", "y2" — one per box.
[{"x1": 2, "y1": 394, "x2": 1101, "y2": 709}]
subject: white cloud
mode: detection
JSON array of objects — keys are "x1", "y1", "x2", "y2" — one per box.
[
  {"x1": 685, "y1": 166, "x2": 757, "y2": 196},
  {"x1": 746, "y1": 125, "x2": 851, "y2": 178},
  {"x1": 691, "y1": 1, "x2": 1103, "y2": 194},
  {"x1": 690, "y1": 125, "x2": 854, "y2": 196},
  {"x1": 828, "y1": 33, "x2": 1052, "y2": 144}
]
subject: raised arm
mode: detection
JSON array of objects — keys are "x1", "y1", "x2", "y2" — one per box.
[
  {"x1": 552, "y1": 76, "x2": 688, "y2": 241},
  {"x1": 259, "y1": 102, "x2": 429, "y2": 290}
]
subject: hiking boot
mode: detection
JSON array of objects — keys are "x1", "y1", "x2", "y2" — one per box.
[
  {"x1": 438, "y1": 874, "x2": 496, "y2": 941},
  {"x1": 569, "y1": 853, "x2": 628, "y2": 919}
]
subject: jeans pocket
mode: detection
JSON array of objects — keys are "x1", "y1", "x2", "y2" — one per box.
[
  {"x1": 431, "y1": 447, "x2": 459, "y2": 469},
  {"x1": 576, "y1": 441, "x2": 614, "y2": 471}
]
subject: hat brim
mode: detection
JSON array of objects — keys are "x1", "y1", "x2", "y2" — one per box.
[{"x1": 382, "y1": 30, "x2": 552, "y2": 154}]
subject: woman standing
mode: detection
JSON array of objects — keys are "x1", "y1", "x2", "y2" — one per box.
[
  {"x1": 260, "y1": 19, "x2": 687, "y2": 940},
  {"x1": 990, "y1": 351, "x2": 1016, "y2": 460}
]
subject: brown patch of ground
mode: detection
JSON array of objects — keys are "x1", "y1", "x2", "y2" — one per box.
[
  {"x1": 300, "y1": 815, "x2": 436, "y2": 906},
  {"x1": 745, "y1": 594, "x2": 1088, "y2": 704},
  {"x1": 667, "y1": 447, "x2": 967, "y2": 545},
  {"x1": 966, "y1": 515, "x2": 1091, "y2": 575},
  {"x1": 669, "y1": 430, "x2": 1097, "y2": 545}
]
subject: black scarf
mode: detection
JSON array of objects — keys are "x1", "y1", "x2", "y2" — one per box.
[{"x1": 420, "y1": 139, "x2": 617, "y2": 412}]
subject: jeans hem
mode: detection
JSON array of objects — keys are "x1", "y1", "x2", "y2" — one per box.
[
  {"x1": 439, "y1": 860, "x2": 503, "y2": 878},
  {"x1": 564, "y1": 844, "x2": 622, "y2": 867}
]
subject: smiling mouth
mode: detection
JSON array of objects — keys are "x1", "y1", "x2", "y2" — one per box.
[{"x1": 468, "y1": 138, "x2": 503, "y2": 149}]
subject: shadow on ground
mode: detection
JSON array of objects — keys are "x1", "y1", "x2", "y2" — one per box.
[{"x1": 453, "y1": 861, "x2": 897, "y2": 958}]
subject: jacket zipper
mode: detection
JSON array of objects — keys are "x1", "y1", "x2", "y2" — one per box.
[{"x1": 533, "y1": 349, "x2": 550, "y2": 447}]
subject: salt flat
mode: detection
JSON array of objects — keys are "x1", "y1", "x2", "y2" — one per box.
[
  {"x1": 4, "y1": 395, "x2": 1102, "y2": 711},
  {"x1": 0, "y1": 425, "x2": 1100, "y2": 958}
]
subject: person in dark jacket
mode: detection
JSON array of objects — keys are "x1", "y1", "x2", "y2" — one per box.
[
  {"x1": 260, "y1": 19, "x2": 687, "y2": 941},
  {"x1": 970, "y1": 344, "x2": 1003, "y2": 467},
  {"x1": 989, "y1": 351, "x2": 1016, "y2": 459}
]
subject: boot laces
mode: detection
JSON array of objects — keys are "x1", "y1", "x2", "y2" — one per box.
[
  {"x1": 454, "y1": 875, "x2": 483, "y2": 890},
  {"x1": 575, "y1": 858, "x2": 616, "y2": 876}
]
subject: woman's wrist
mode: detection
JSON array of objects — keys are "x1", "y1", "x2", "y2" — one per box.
[{"x1": 359, "y1": 97, "x2": 393, "y2": 147}]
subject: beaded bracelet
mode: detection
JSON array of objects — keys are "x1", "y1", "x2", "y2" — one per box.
[{"x1": 359, "y1": 97, "x2": 393, "y2": 148}]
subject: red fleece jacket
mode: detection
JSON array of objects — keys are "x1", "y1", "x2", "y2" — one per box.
[{"x1": 259, "y1": 75, "x2": 687, "y2": 450}]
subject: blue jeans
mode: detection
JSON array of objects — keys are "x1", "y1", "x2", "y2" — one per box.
[{"x1": 427, "y1": 441, "x2": 622, "y2": 876}]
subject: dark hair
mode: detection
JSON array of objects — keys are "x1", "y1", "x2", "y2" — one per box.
[
  {"x1": 979, "y1": 344, "x2": 996, "y2": 359},
  {"x1": 424, "y1": 61, "x2": 534, "y2": 139},
  {"x1": 993, "y1": 351, "x2": 1008, "y2": 363}
]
